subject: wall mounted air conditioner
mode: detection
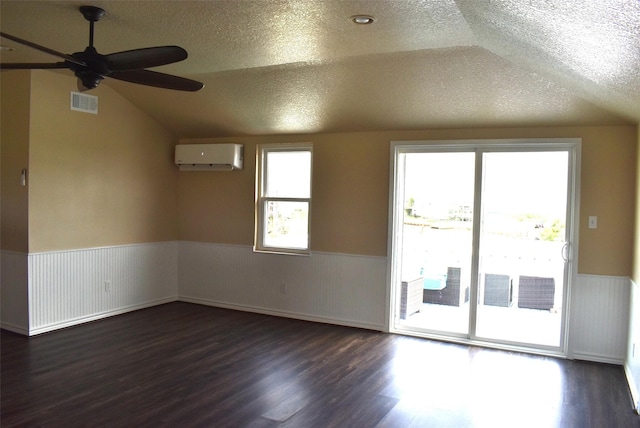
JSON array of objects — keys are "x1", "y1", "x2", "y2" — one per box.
[{"x1": 175, "y1": 143, "x2": 243, "y2": 171}]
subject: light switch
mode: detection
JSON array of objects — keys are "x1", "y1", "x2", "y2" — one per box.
[{"x1": 588, "y1": 216, "x2": 597, "y2": 229}]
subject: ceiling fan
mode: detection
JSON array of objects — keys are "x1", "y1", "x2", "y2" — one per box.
[{"x1": 0, "y1": 5, "x2": 204, "y2": 92}]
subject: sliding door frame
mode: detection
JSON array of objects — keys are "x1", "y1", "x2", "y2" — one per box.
[{"x1": 386, "y1": 138, "x2": 581, "y2": 358}]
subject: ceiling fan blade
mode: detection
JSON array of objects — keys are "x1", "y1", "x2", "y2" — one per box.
[
  {"x1": 0, "y1": 32, "x2": 85, "y2": 67},
  {"x1": 106, "y1": 46, "x2": 188, "y2": 71},
  {"x1": 110, "y1": 69, "x2": 204, "y2": 92},
  {"x1": 0, "y1": 62, "x2": 67, "y2": 69}
]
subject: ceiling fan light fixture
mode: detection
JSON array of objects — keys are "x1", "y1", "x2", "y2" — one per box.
[
  {"x1": 76, "y1": 70, "x2": 104, "y2": 91},
  {"x1": 350, "y1": 15, "x2": 375, "y2": 25}
]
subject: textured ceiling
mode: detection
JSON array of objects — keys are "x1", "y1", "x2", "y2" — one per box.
[{"x1": 1, "y1": 0, "x2": 638, "y2": 137}]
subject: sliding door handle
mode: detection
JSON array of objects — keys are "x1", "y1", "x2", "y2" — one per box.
[{"x1": 561, "y1": 242, "x2": 570, "y2": 262}]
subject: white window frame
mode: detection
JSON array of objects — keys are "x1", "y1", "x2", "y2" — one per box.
[
  {"x1": 254, "y1": 143, "x2": 313, "y2": 255},
  {"x1": 386, "y1": 138, "x2": 581, "y2": 358}
]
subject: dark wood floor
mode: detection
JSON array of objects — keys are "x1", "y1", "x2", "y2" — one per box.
[{"x1": 2, "y1": 302, "x2": 639, "y2": 427}]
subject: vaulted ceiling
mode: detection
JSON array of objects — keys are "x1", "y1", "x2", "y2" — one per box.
[{"x1": 1, "y1": 0, "x2": 638, "y2": 137}]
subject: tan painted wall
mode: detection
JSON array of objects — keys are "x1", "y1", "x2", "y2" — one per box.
[
  {"x1": 578, "y1": 126, "x2": 636, "y2": 276},
  {"x1": 1, "y1": 71, "x2": 31, "y2": 253},
  {"x1": 180, "y1": 125, "x2": 637, "y2": 276},
  {"x1": 178, "y1": 134, "x2": 390, "y2": 254},
  {"x1": 26, "y1": 70, "x2": 179, "y2": 252},
  {"x1": 3, "y1": 69, "x2": 635, "y2": 276}
]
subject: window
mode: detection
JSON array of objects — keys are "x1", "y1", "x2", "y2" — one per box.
[{"x1": 255, "y1": 144, "x2": 312, "y2": 254}]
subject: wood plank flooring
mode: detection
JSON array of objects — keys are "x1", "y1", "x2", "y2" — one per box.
[{"x1": 2, "y1": 302, "x2": 639, "y2": 427}]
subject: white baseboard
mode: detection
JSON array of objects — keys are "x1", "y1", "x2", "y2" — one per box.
[
  {"x1": 27, "y1": 297, "x2": 176, "y2": 336},
  {"x1": 572, "y1": 351, "x2": 625, "y2": 366},
  {"x1": 179, "y1": 296, "x2": 384, "y2": 332},
  {"x1": 625, "y1": 362, "x2": 640, "y2": 413}
]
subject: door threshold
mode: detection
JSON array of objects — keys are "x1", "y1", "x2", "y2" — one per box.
[{"x1": 391, "y1": 325, "x2": 567, "y2": 359}]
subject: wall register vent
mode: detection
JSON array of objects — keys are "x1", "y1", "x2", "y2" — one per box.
[{"x1": 70, "y1": 92, "x2": 98, "y2": 114}]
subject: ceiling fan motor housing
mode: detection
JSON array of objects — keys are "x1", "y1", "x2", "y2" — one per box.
[
  {"x1": 68, "y1": 46, "x2": 110, "y2": 89},
  {"x1": 79, "y1": 6, "x2": 106, "y2": 23}
]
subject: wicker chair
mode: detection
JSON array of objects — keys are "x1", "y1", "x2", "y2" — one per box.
[
  {"x1": 423, "y1": 267, "x2": 469, "y2": 306},
  {"x1": 517, "y1": 275, "x2": 555, "y2": 310},
  {"x1": 483, "y1": 273, "x2": 512, "y2": 307}
]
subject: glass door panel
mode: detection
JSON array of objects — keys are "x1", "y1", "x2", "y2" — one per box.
[
  {"x1": 397, "y1": 152, "x2": 475, "y2": 335},
  {"x1": 475, "y1": 151, "x2": 569, "y2": 347}
]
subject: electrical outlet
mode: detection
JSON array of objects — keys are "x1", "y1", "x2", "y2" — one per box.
[
  {"x1": 280, "y1": 283, "x2": 287, "y2": 294},
  {"x1": 104, "y1": 280, "x2": 112, "y2": 292}
]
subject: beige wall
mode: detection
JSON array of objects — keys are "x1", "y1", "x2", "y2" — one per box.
[
  {"x1": 1, "y1": 71, "x2": 31, "y2": 253},
  {"x1": 180, "y1": 125, "x2": 637, "y2": 276},
  {"x1": 1, "y1": 70, "x2": 180, "y2": 253},
  {"x1": 2, "y1": 70, "x2": 636, "y2": 277},
  {"x1": 578, "y1": 126, "x2": 636, "y2": 276},
  {"x1": 178, "y1": 134, "x2": 390, "y2": 254}
]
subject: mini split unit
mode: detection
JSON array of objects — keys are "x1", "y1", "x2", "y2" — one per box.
[{"x1": 174, "y1": 144, "x2": 244, "y2": 171}]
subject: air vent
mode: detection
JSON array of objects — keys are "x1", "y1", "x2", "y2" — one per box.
[{"x1": 70, "y1": 92, "x2": 98, "y2": 114}]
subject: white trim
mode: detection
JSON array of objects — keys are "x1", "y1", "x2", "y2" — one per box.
[
  {"x1": 572, "y1": 352, "x2": 624, "y2": 365},
  {"x1": 564, "y1": 141, "x2": 582, "y2": 359},
  {"x1": 180, "y1": 241, "x2": 387, "y2": 261},
  {"x1": 625, "y1": 362, "x2": 640, "y2": 414},
  {"x1": 578, "y1": 273, "x2": 631, "y2": 281},
  {"x1": 386, "y1": 138, "x2": 582, "y2": 358},
  {"x1": 179, "y1": 296, "x2": 384, "y2": 332},
  {"x1": 254, "y1": 143, "x2": 313, "y2": 255},
  {"x1": 392, "y1": 324, "x2": 568, "y2": 359},
  {"x1": 392, "y1": 138, "x2": 581, "y2": 150},
  {"x1": 27, "y1": 298, "x2": 175, "y2": 336},
  {"x1": 27, "y1": 240, "x2": 176, "y2": 256}
]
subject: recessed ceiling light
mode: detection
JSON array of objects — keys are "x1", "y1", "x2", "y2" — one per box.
[{"x1": 350, "y1": 15, "x2": 375, "y2": 25}]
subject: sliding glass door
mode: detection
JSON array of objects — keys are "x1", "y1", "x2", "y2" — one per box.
[
  {"x1": 475, "y1": 151, "x2": 569, "y2": 347},
  {"x1": 397, "y1": 152, "x2": 475, "y2": 336},
  {"x1": 390, "y1": 141, "x2": 579, "y2": 354}
]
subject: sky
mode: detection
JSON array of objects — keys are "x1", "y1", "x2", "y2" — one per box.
[{"x1": 404, "y1": 151, "x2": 569, "y2": 220}]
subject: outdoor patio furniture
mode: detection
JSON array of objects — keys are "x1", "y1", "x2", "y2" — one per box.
[
  {"x1": 422, "y1": 269, "x2": 446, "y2": 304},
  {"x1": 400, "y1": 277, "x2": 423, "y2": 319},
  {"x1": 483, "y1": 273, "x2": 513, "y2": 307},
  {"x1": 517, "y1": 275, "x2": 555, "y2": 310},
  {"x1": 423, "y1": 267, "x2": 469, "y2": 306}
]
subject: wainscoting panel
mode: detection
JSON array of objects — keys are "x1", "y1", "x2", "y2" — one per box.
[
  {"x1": 28, "y1": 242, "x2": 178, "y2": 335},
  {"x1": 1, "y1": 251, "x2": 29, "y2": 334},
  {"x1": 570, "y1": 274, "x2": 630, "y2": 364},
  {"x1": 7, "y1": 240, "x2": 634, "y2": 368},
  {"x1": 178, "y1": 242, "x2": 387, "y2": 331}
]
